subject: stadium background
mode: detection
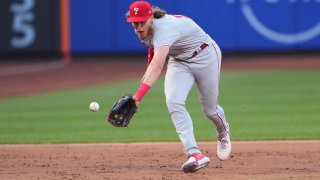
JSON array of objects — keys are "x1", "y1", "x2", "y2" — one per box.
[{"x1": 1, "y1": 0, "x2": 320, "y2": 56}]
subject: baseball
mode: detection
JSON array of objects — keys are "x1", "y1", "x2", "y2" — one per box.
[{"x1": 89, "y1": 102, "x2": 99, "y2": 112}]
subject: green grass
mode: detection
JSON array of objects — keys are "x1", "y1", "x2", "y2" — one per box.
[{"x1": 0, "y1": 70, "x2": 319, "y2": 144}]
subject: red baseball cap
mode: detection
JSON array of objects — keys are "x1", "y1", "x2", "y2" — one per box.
[{"x1": 127, "y1": 1, "x2": 152, "y2": 23}]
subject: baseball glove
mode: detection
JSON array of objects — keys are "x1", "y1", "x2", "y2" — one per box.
[{"x1": 107, "y1": 95, "x2": 137, "y2": 127}]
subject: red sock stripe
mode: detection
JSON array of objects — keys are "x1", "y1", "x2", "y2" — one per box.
[{"x1": 217, "y1": 113, "x2": 228, "y2": 132}]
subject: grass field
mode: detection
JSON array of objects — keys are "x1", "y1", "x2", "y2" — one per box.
[{"x1": 0, "y1": 70, "x2": 319, "y2": 144}]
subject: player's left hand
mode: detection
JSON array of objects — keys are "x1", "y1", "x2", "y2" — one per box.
[
  {"x1": 107, "y1": 95, "x2": 137, "y2": 127},
  {"x1": 132, "y1": 95, "x2": 140, "y2": 107}
]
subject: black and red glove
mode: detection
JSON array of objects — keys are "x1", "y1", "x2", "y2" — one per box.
[{"x1": 107, "y1": 95, "x2": 137, "y2": 127}]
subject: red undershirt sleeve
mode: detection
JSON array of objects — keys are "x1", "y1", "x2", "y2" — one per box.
[{"x1": 147, "y1": 48, "x2": 154, "y2": 66}]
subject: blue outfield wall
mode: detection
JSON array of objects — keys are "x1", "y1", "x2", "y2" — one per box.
[{"x1": 70, "y1": 0, "x2": 320, "y2": 54}]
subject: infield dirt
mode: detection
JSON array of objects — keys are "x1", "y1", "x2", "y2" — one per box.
[{"x1": 1, "y1": 141, "x2": 320, "y2": 179}]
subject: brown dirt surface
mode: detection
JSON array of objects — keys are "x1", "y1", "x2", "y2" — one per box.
[
  {"x1": 0, "y1": 54, "x2": 320, "y2": 179},
  {"x1": 1, "y1": 141, "x2": 320, "y2": 180}
]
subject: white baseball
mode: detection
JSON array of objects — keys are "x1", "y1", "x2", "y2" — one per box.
[{"x1": 89, "y1": 102, "x2": 99, "y2": 112}]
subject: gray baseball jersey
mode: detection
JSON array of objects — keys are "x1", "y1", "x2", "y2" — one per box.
[
  {"x1": 152, "y1": 15, "x2": 211, "y2": 61},
  {"x1": 148, "y1": 14, "x2": 230, "y2": 155}
]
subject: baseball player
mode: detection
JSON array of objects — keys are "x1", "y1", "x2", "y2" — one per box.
[{"x1": 127, "y1": 1, "x2": 231, "y2": 173}]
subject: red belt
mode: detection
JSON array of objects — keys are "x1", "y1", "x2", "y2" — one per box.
[{"x1": 188, "y1": 43, "x2": 209, "y2": 59}]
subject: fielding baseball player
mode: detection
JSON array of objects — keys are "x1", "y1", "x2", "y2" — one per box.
[{"x1": 127, "y1": 1, "x2": 231, "y2": 173}]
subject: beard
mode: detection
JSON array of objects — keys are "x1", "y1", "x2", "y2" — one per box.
[
  {"x1": 139, "y1": 28, "x2": 153, "y2": 48},
  {"x1": 135, "y1": 30, "x2": 147, "y2": 41},
  {"x1": 141, "y1": 34, "x2": 153, "y2": 48},
  {"x1": 135, "y1": 24, "x2": 153, "y2": 40}
]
